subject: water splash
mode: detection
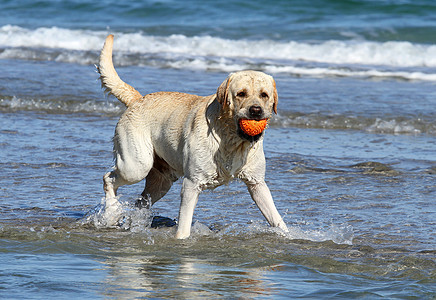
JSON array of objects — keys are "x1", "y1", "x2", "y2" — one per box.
[
  {"x1": 287, "y1": 223, "x2": 354, "y2": 245},
  {"x1": 81, "y1": 196, "x2": 154, "y2": 232},
  {"x1": 81, "y1": 199, "x2": 353, "y2": 245}
]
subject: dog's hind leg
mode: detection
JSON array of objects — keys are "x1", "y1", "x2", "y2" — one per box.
[
  {"x1": 137, "y1": 168, "x2": 176, "y2": 208},
  {"x1": 102, "y1": 145, "x2": 155, "y2": 226},
  {"x1": 101, "y1": 169, "x2": 128, "y2": 226},
  {"x1": 103, "y1": 169, "x2": 128, "y2": 199},
  {"x1": 138, "y1": 154, "x2": 177, "y2": 208}
]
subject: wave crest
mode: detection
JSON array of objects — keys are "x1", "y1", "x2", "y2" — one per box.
[{"x1": 1, "y1": 25, "x2": 436, "y2": 81}]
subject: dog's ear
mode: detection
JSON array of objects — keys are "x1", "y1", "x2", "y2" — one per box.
[
  {"x1": 216, "y1": 73, "x2": 234, "y2": 108},
  {"x1": 272, "y1": 78, "x2": 278, "y2": 114}
]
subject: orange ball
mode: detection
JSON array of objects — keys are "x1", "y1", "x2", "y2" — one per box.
[{"x1": 239, "y1": 119, "x2": 268, "y2": 136}]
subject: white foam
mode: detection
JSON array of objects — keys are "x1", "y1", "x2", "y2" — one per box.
[
  {"x1": 165, "y1": 60, "x2": 436, "y2": 82},
  {"x1": 2, "y1": 97, "x2": 433, "y2": 135},
  {"x1": 272, "y1": 113, "x2": 436, "y2": 135},
  {"x1": 259, "y1": 222, "x2": 354, "y2": 245},
  {"x1": 81, "y1": 197, "x2": 353, "y2": 244},
  {"x1": 288, "y1": 223, "x2": 354, "y2": 245},
  {"x1": 215, "y1": 221, "x2": 353, "y2": 245},
  {"x1": 2, "y1": 25, "x2": 436, "y2": 72},
  {"x1": 367, "y1": 118, "x2": 423, "y2": 135},
  {"x1": 81, "y1": 196, "x2": 153, "y2": 231},
  {"x1": 264, "y1": 65, "x2": 436, "y2": 82},
  {"x1": 0, "y1": 25, "x2": 103, "y2": 51},
  {"x1": 0, "y1": 96, "x2": 124, "y2": 115}
]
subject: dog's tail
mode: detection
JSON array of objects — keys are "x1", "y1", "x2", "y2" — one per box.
[{"x1": 97, "y1": 34, "x2": 142, "y2": 107}]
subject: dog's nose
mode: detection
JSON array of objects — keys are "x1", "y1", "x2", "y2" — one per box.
[{"x1": 249, "y1": 106, "x2": 263, "y2": 118}]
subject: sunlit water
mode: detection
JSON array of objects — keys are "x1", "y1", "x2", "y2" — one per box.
[
  {"x1": 1, "y1": 0, "x2": 436, "y2": 298},
  {"x1": 1, "y1": 62, "x2": 435, "y2": 298}
]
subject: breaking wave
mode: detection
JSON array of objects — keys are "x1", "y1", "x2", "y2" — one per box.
[{"x1": 1, "y1": 25, "x2": 436, "y2": 81}]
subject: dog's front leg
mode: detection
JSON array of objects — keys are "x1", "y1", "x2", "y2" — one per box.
[
  {"x1": 246, "y1": 181, "x2": 288, "y2": 233},
  {"x1": 176, "y1": 178, "x2": 201, "y2": 239}
]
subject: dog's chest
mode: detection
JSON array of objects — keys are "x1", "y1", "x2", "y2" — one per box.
[
  {"x1": 222, "y1": 154, "x2": 245, "y2": 176},
  {"x1": 200, "y1": 149, "x2": 250, "y2": 189},
  {"x1": 202, "y1": 169, "x2": 240, "y2": 190}
]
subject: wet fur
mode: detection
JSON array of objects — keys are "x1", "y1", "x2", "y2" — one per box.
[{"x1": 97, "y1": 34, "x2": 288, "y2": 239}]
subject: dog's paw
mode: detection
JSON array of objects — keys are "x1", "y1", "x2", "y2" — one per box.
[{"x1": 99, "y1": 199, "x2": 124, "y2": 227}]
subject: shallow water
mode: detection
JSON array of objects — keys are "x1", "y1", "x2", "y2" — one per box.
[
  {"x1": 1, "y1": 64, "x2": 435, "y2": 298},
  {"x1": 1, "y1": 0, "x2": 436, "y2": 298}
]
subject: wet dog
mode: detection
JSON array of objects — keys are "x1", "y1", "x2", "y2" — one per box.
[{"x1": 97, "y1": 34, "x2": 288, "y2": 238}]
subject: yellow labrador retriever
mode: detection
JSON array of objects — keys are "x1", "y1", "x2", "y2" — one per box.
[{"x1": 98, "y1": 34, "x2": 288, "y2": 239}]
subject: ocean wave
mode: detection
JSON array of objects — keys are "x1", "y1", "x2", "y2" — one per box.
[
  {"x1": 1, "y1": 47, "x2": 435, "y2": 82},
  {"x1": 2, "y1": 96, "x2": 434, "y2": 135},
  {"x1": 1, "y1": 25, "x2": 436, "y2": 82},
  {"x1": 1, "y1": 25, "x2": 436, "y2": 67},
  {"x1": 271, "y1": 113, "x2": 436, "y2": 135},
  {"x1": 0, "y1": 96, "x2": 124, "y2": 115}
]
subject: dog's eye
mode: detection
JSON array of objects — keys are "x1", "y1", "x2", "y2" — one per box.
[
  {"x1": 260, "y1": 92, "x2": 269, "y2": 99},
  {"x1": 237, "y1": 91, "x2": 247, "y2": 98}
]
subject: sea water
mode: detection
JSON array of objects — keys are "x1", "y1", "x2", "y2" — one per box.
[{"x1": 0, "y1": 1, "x2": 435, "y2": 298}]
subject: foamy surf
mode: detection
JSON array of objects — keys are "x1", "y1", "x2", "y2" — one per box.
[
  {"x1": 0, "y1": 96, "x2": 124, "y2": 115},
  {"x1": 81, "y1": 196, "x2": 353, "y2": 245},
  {"x1": 1, "y1": 25, "x2": 436, "y2": 82}
]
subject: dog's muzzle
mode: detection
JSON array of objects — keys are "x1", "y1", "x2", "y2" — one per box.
[
  {"x1": 237, "y1": 106, "x2": 268, "y2": 142},
  {"x1": 249, "y1": 105, "x2": 263, "y2": 119},
  {"x1": 237, "y1": 125, "x2": 264, "y2": 142}
]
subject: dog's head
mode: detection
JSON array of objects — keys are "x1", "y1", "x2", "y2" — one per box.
[{"x1": 216, "y1": 70, "x2": 278, "y2": 141}]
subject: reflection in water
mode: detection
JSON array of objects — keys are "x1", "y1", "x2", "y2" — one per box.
[
  {"x1": 0, "y1": 222, "x2": 434, "y2": 298},
  {"x1": 99, "y1": 252, "x2": 278, "y2": 298}
]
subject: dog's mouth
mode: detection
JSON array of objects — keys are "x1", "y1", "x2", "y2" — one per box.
[{"x1": 237, "y1": 118, "x2": 268, "y2": 142}]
